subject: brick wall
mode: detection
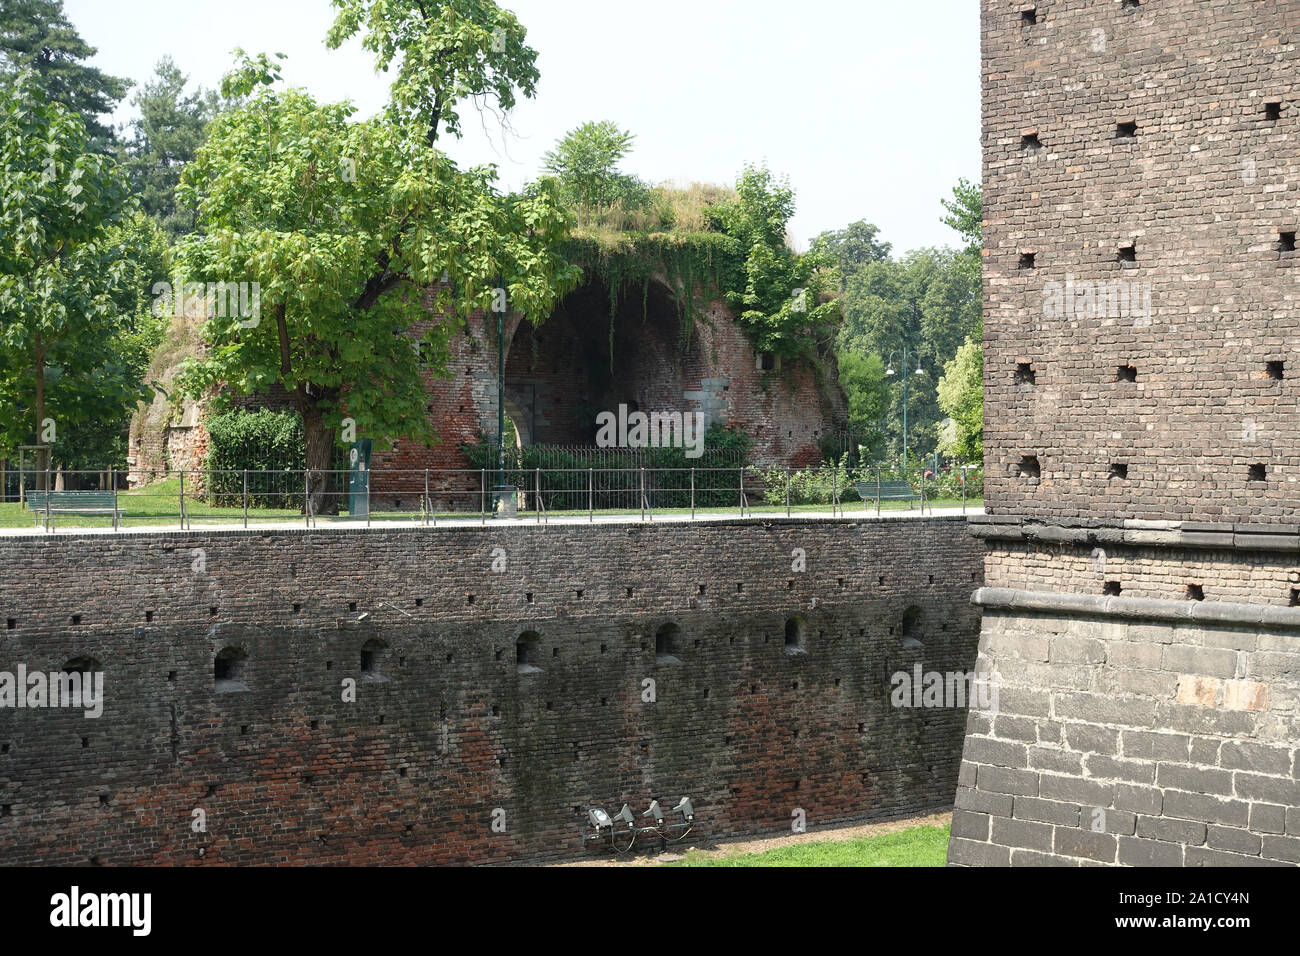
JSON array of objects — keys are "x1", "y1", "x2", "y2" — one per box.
[
  {"x1": 0, "y1": 516, "x2": 981, "y2": 865},
  {"x1": 965, "y1": 0, "x2": 1300, "y2": 866},
  {"x1": 983, "y1": 0, "x2": 1300, "y2": 524}
]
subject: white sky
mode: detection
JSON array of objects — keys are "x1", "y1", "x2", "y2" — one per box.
[{"x1": 65, "y1": 0, "x2": 979, "y2": 252}]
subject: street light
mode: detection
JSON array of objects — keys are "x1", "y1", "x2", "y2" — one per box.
[{"x1": 885, "y1": 346, "x2": 927, "y2": 471}]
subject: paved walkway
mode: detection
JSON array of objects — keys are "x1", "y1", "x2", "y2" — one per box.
[{"x1": 0, "y1": 506, "x2": 982, "y2": 536}]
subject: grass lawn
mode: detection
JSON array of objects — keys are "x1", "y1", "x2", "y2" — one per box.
[
  {"x1": 0, "y1": 478, "x2": 982, "y2": 531},
  {"x1": 666, "y1": 823, "x2": 951, "y2": 867}
]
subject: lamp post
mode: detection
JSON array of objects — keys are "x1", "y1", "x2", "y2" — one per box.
[
  {"x1": 885, "y1": 346, "x2": 925, "y2": 472},
  {"x1": 492, "y1": 274, "x2": 517, "y2": 518}
]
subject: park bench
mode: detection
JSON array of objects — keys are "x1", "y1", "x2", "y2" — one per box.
[
  {"x1": 25, "y1": 490, "x2": 122, "y2": 529},
  {"x1": 854, "y1": 479, "x2": 920, "y2": 514}
]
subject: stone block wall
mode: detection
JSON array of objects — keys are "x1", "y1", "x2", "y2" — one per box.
[{"x1": 0, "y1": 516, "x2": 981, "y2": 865}]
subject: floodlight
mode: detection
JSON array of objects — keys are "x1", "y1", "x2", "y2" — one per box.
[
  {"x1": 673, "y1": 797, "x2": 694, "y2": 822},
  {"x1": 587, "y1": 808, "x2": 611, "y2": 829},
  {"x1": 613, "y1": 804, "x2": 636, "y2": 827},
  {"x1": 643, "y1": 800, "x2": 665, "y2": 825}
]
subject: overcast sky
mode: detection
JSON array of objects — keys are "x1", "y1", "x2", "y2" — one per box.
[{"x1": 65, "y1": 0, "x2": 979, "y2": 253}]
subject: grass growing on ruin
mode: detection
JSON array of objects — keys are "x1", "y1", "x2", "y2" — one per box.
[{"x1": 666, "y1": 823, "x2": 951, "y2": 867}]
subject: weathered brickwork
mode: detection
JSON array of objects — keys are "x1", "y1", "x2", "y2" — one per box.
[
  {"x1": 964, "y1": 0, "x2": 1300, "y2": 866},
  {"x1": 983, "y1": 0, "x2": 1300, "y2": 523},
  {"x1": 0, "y1": 516, "x2": 980, "y2": 865}
]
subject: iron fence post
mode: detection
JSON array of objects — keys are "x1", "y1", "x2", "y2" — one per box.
[
  {"x1": 425, "y1": 469, "x2": 430, "y2": 527},
  {"x1": 588, "y1": 467, "x2": 593, "y2": 523},
  {"x1": 690, "y1": 467, "x2": 695, "y2": 520},
  {"x1": 786, "y1": 466, "x2": 791, "y2": 518},
  {"x1": 179, "y1": 470, "x2": 186, "y2": 530},
  {"x1": 110, "y1": 468, "x2": 117, "y2": 531},
  {"x1": 243, "y1": 469, "x2": 248, "y2": 528}
]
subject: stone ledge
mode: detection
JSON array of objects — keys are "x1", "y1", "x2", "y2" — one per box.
[
  {"x1": 967, "y1": 518, "x2": 1300, "y2": 555},
  {"x1": 972, "y1": 587, "x2": 1300, "y2": 631}
]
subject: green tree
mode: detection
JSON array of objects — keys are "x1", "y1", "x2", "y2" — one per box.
[
  {"x1": 837, "y1": 248, "x2": 979, "y2": 461},
  {"x1": 542, "y1": 120, "x2": 646, "y2": 216},
  {"x1": 326, "y1": 0, "x2": 540, "y2": 147},
  {"x1": 0, "y1": 72, "x2": 144, "y2": 479},
  {"x1": 941, "y1": 176, "x2": 982, "y2": 287},
  {"x1": 0, "y1": 0, "x2": 129, "y2": 147},
  {"x1": 937, "y1": 336, "x2": 983, "y2": 464},
  {"x1": 175, "y1": 55, "x2": 578, "y2": 513},
  {"x1": 126, "y1": 57, "x2": 221, "y2": 240},
  {"x1": 811, "y1": 220, "x2": 892, "y2": 284},
  {"x1": 835, "y1": 349, "x2": 889, "y2": 459},
  {"x1": 715, "y1": 164, "x2": 838, "y2": 358}
]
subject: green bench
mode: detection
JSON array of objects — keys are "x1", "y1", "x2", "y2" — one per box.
[
  {"x1": 854, "y1": 479, "x2": 919, "y2": 513},
  {"x1": 26, "y1": 490, "x2": 122, "y2": 528}
]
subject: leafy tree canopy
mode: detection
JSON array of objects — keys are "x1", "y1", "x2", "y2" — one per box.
[
  {"x1": 543, "y1": 120, "x2": 647, "y2": 215},
  {"x1": 326, "y1": 0, "x2": 539, "y2": 146},
  {"x1": 174, "y1": 53, "x2": 578, "y2": 510},
  {"x1": 125, "y1": 57, "x2": 222, "y2": 241},
  {"x1": 0, "y1": 0, "x2": 129, "y2": 146}
]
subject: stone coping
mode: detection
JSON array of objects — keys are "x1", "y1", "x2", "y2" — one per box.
[{"x1": 973, "y1": 586, "x2": 1300, "y2": 630}]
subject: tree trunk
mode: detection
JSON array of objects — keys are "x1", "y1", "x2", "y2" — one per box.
[
  {"x1": 34, "y1": 337, "x2": 47, "y2": 491},
  {"x1": 302, "y1": 400, "x2": 337, "y2": 516}
]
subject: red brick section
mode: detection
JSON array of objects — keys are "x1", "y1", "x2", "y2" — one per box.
[{"x1": 0, "y1": 517, "x2": 981, "y2": 865}]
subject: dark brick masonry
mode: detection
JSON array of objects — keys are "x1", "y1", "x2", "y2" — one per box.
[{"x1": 0, "y1": 516, "x2": 981, "y2": 865}]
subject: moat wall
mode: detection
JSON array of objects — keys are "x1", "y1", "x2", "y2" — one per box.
[{"x1": 0, "y1": 516, "x2": 981, "y2": 865}]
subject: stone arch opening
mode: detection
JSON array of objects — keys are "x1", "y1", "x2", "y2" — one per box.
[
  {"x1": 901, "y1": 606, "x2": 924, "y2": 649},
  {"x1": 504, "y1": 277, "x2": 707, "y2": 447},
  {"x1": 214, "y1": 646, "x2": 249, "y2": 692},
  {"x1": 360, "y1": 637, "x2": 389, "y2": 681}
]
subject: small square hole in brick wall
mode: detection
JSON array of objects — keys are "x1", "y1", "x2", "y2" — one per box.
[
  {"x1": 1014, "y1": 362, "x2": 1036, "y2": 385},
  {"x1": 1103, "y1": 581, "x2": 1122, "y2": 596},
  {"x1": 1116, "y1": 121, "x2": 1138, "y2": 139},
  {"x1": 167, "y1": 671, "x2": 176, "y2": 682},
  {"x1": 1109, "y1": 463, "x2": 1128, "y2": 480},
  {"x1": 1117, "y1": 243, "x2": 1137, "y2": 265},
  {"x1": 348, "y1": 602, "x2": 357, "y2": 612},
  {"x1": 445, "y1": 652, "x2": 453, "y2": 663},
  {"x1": 1116, "y1": 365, "x2": 1137, "y2": 382},
  {"x1": 467, "y1": 594, "x2": 475, "y2": 605},
  {"x1": 326, "y1": 660, "x2": 334, "y2": 670},
  {"x1": 1018, "y1": 251, "x2": 1036, "y2": 270},
  {"x1": 2, "y1": 804, "x2": 11, "y2": 817},
  {"x1": 552, "y1": 647, "x2": 559, "y2": 657},
  {"x1": 209, "y1": 606, "x2": 217, "y2": 616},
  {"x1": 575, "y1": 589, "x2": 583, "y2": 600},
  {"x1": 6, "y1": 619, "x2": 14, "y2": 630},
  {"x1": 736, "y1": 582, "x2": 743, "y2": 592},
  {"x1": 1280, "y1": 231, "x2": 1296, "y2": 253},
  {"x1": 1266, "y1": 360, "x2": 1285, "y2": 379},
  {"x1": 81, "y1": 737, "x2": 89, "y2": 748},
  {"x1": 1020, "y1": 131, "x2": 1041, "y2": 150},
  {"x1": 1266, "y1": 101, "x2": 1283, "y2": 121},
  {"x1": 878, "y1": 575, "x2": 886, "y2": 585},
  {"x1": 239, "y1": 725, "x2": 248, "y2": 735},
  {"x1": 1249, "y1": 463, "x2": 1267, "y2": 481},
  {"x1": 525, "y1": 592, "x2": 533, "y2": 603},
  {"x1": 1290, "y1": 588, "x2": 1300, "y2": 607},
  {"x1": 1185, "y1": 583, "x2": 1205, "y2": 601},
  {"x1": 145, "y1": 610, "x2": 153, "y2": 623},
  {"x1": 414, "y1": 598, "x2": 423, "y2": 608},
  {"x1": 546, "y1": 701, "x2": 554, "y2": 711},
  {"x1": 1020, "y1": 7, "x2": 1038, "y2": 26},
  {"x1": 626, "y1": 587, "x2": 634, "y2": 598},
  {"x1": 310, "y1": 720, "x2": 319, "y2": 729},
  {"x1": 1121, "y1": 0, "x2": 1139, "y2": 10},
  {"x1": 71, "y1": 615, "x2": 81, "y2": 625},
  {"x1": 787, "y1": 579, "x2": 795, "y2": 590},
  {"x1": 1017, "y1": 455, "x2": 1041, "y2": 479},
  {"x1": 600, "y1": 697, "x2": 607, "y2": 706},
  {"x1": 292, "y1": 603, "x2": 301, "y2": 614},
  {"x1": 98, "y1": 794, "x2": 109, "y2": 806},
  {"x1": 491, "y1": 704, "x2": 500, "y2": 717}
]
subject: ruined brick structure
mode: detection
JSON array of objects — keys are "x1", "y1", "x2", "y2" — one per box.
[
  {"x1": 951, "y1": 0, "x2": 1300, "y2": 866},
  {"x1": 130, "y1": 278, "x2": 845, "y2": 505},
  {"x1": 0, "y1": 517, "x2": 979, "y2": 865}
]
